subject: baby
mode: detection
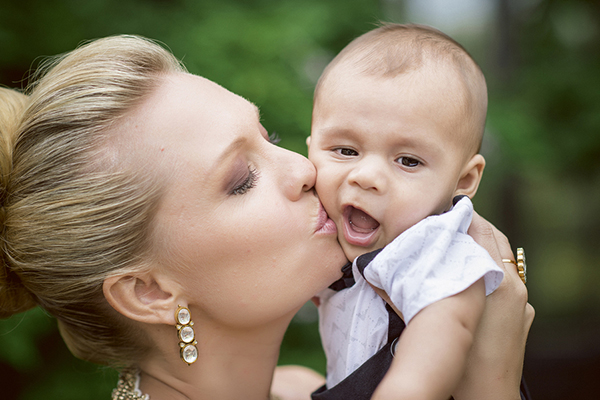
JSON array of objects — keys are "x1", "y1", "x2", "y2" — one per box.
[{"x1": 307, "y1": 24, "x2": 504, "y2": 399}]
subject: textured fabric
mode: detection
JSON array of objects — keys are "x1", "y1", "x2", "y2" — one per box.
[
  {"x1": 313, "y1": 297, "x2": 532, "y2": 400},
  {"x1": 311, "y1": 340, "x2": 396, "y2": 400},
  {"x1": 319, "y1": 197, "x2": 504, "y2": 388},
  {"x1": 363, "y1": 197, "x2": 504, "y2": 324},
  {"x1": 314, "y1": 268, "x2": 532, "y2": 400}
]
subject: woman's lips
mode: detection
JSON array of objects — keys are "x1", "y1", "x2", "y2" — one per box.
[
  {"x1": 315, "y1": 202, "x2": 338, "y2": 235},
  {"x1": 342, "y1": 205, "x2": 379, "y2": 247}
]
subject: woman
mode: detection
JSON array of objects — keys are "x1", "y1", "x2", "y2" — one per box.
[{"x1": 0, "y1": 35, "x2": 533, "y2": 399}]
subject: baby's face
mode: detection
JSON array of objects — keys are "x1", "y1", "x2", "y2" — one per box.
[{"x1": 309, "y1": 68, "x2": 471, "y2": 261}]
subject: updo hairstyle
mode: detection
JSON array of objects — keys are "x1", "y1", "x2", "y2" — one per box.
[{"x1": 0, "y1": 35, "x2": 185, "y2": 366}]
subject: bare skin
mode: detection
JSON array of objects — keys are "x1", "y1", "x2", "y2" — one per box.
[
  {"x1": 309, "y1": 64, "x2": 516, "y2": 399},
  {"x1": 270, "y1": 212, "x2": 533, "y2": 400},
  {"x1": 103, "y1": 72, "x2": 347, "y2": 400},
  {"x1": 372, "y1": 212, "x2": 533, "y2": 400},
  {"x1": 454, "y1": 212, "x2": 534, "y2": 400},
  {"x1": 103, "y1": 72, "x2": 532, "y2": 400}
]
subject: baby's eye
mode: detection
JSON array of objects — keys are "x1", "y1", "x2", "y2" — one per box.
[
  {"x1": 334, "y1": 148, "x2": 359, "y2": 157},
  {"x1": 397, "y1": 156, "x2": 420, "y2": 168}
]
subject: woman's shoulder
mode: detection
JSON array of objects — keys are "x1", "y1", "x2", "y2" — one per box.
[{"x1": 271, "y1": 365, "x2": 326, "y2": 400}]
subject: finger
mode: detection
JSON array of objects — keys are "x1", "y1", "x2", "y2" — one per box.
[
  {"x1": 525, "y1": 303, "x2": 535, "y2": 328},
  {"x1": 489, "y1": 223, "x2": 514, "y2": 261},
  {"x1": 468, "y1": 212, "x2": 528, "y2": 288},
  {"x1": 469, "y1": 211, "x2": 503, "y2": 263},
  {"x1": 311, "y1": 296, "x2": 320, "y2": 307}
]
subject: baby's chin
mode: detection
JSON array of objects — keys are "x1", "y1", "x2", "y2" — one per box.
[
  {"x1": 340, "y1": 232, "x2": 399, "y2": 263},
  {"x1": 340, "y1": 240, "x2": 371, "y2": 263}
]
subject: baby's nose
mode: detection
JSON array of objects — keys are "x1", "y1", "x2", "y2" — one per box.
[{"x1": 347, "y1": 159, "x2": 387, "y2": 193}]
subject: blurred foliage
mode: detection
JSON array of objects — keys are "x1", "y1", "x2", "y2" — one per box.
[
  {"x1": 478, "y1": 0, "x2": 600, "y2": 322},
  {"x1": 1, "y1": 0, "x2": 599, "y2": 399},
  {"x1": 0, "y1": 0, "x2": 383, "y2": 155}
]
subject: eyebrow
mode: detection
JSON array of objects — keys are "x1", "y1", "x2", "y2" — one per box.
[
  {"x1": 207, "y1": 135, "x2": 245, "y2": 192},
  {"x1": 216, "y1": 102, "x2": 260, "y2": 160},
  {"x1": 316, "y1": 127, "x2": 367, "y2": 144},
  {"x1": 210, "y1": 102, "x2": 260, "y2": 190},
  {"x1": 318, "y1": 126, "x2": 442, "y2": 154}
]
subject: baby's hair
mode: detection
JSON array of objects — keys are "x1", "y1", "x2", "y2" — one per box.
[
  {"x1": 0, "y1": 35, "x2": 185, "y2": 367},
  {"x1": 315, "y1": 23, "x2": 488, "y2": 155}
]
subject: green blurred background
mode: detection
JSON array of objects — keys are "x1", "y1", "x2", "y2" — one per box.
[{"x1": 1, "y1": 0, "x2": 599, "y2": 398}]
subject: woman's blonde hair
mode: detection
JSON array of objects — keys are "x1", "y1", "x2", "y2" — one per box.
[{"x1": 0, "y1": 35, "x2": 185, "y2": 366}]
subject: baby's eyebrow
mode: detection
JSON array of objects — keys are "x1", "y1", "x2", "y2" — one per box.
[{"x1": 315, "y1": 126, "x2": 355, "y2": 139}]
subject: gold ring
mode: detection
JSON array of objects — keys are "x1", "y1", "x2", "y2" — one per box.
[
  {"x1": 502, "y1": 248, "x2": 526, "y2": 285},
  {"x1": 516, "y1": 247, "x2": 527, "y2": 284}
]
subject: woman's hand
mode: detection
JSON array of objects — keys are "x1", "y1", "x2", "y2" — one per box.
[{"x1": 453, "y1": 211, "x2": 535, "y2": 399}]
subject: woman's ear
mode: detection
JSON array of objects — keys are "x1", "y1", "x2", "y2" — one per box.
[
  {"x1": 454, "y1": 154, "x2": 486, "y2": 199},
  {"x1": 103, "y1": 270, "x2": 180, "y2": 325}
]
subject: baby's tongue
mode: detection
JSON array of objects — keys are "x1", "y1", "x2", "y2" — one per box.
[{"x1": 349, "y1": 207, "x2": 379, "y2": 232}]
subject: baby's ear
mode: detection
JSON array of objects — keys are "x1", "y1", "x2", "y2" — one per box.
[
  {"x1": 306, "y1": 135, "x2": 312, "y2": 150},
  {"x1": 454, "y1": 154, "x2": 486, "y2": 199}
]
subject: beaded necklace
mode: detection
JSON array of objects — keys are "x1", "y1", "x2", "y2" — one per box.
[
  {"x1": 111, "y1": 367, "x2": 283, "y2": 400},
  {"x1": 111, "y1": 368, "x2": 149, "y2": 400}
]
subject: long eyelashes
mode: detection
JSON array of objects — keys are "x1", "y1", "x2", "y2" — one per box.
[
  {"x1": 230, "y1": 167, "x2": 259, "y2": 195},
  {"x1": 269, "y1": 131, "x2": 281, "y2": 145},
  {"x1": 229, "y1": 130, "x2": 276, "y2": 196}
]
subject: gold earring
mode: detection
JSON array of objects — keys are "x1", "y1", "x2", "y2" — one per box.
[{"x1": 175, "y1": 305, "x2": 198, "y2": 365}]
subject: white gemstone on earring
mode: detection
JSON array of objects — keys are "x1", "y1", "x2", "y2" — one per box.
[
  {"x1": 182, "y1": 344, "x2": 198, "y2": 364},
  {"x1": 180, "y1": 326, "x2": 195, "y2": 343},
  {"x1": 177, "y1": 307, "x2": 191, "y2": 325},
  {"x1": 176, "y1": 305, "x2": 198, "y2": 365}
]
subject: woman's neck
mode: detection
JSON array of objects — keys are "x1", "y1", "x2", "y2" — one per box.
[{"x1": 138, "y1": 320, "x2": 288, "y2": 400}]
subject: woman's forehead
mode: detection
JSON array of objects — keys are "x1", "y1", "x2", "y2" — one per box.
[
  {"x1": 101, "y1": 72, "x2": 260, "y2": 188},
  {"x1": 118, "y1": 73, "x2": 256, "y2": 144}
]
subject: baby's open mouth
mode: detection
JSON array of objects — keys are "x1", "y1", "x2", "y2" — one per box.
[
  {"x1": 348, "y1": 206, "x2": 380, "y2": 232},
  {"x1": 342, "y1": 205, "x2": 380, "y2": 247}
]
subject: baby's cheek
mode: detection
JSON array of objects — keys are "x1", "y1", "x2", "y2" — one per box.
[
  {"x1": 340, "y1": 241, "x2": 362, "y2": 263},
  {"x1": 314, "y1": 170, "x2": 336, "y2": 201},
  {"x1": 385, "y1": 214, "x2": 422, "y2": 242}
]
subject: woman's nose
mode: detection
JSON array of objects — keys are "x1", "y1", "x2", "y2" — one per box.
[
  {"x1": 347, "y1": 159, "x2": 387, "y2": 193},
  {"x1": 278, "y1": 148, "x2": 316, "y2": 201}
]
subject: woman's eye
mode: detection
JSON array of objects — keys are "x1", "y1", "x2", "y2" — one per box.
[
  {"x1": 269, "y1": 131, "x2": 281, "y2": 145},
  {"x1": 335, "y1": 148, "x2": 358, "y2": 157},
  {"x1": 398, "y1": 156, "x2": 420, "y2": 168},
  {"x1": 230, "y1": 167, "x2": 259, "y2": 195}
]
